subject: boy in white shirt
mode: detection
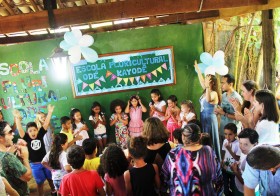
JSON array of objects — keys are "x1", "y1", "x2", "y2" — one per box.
[{"x1": 221, "y1": 123, "x2": 241, "y2": 195}]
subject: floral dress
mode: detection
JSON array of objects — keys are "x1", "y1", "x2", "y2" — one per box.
[{"x1": 110, "y1": 112, "x2": 128, "y2": 149}]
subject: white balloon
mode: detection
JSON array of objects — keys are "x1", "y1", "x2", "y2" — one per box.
[
  {"x1": 72, "y1": 29, "x2": 82, "y2": 40},
  {"x1": 204, "y1": 66, "x2": 216, "y2": 76},
  {"x1": 79, "y1": 35, "x2": 94, "y2": 47},
  {"x1": 213, "y1": 50, "x2": 225, "y2": 67},
  {"x1": 216, "y1": 65, "x2": 229, "y2": 76},
  {"x1": 69, "y1": 54, "x2": 81, "y2": 64},
  {"x1": 68, "y1": 46, "x2": 81, "y2": 56}
]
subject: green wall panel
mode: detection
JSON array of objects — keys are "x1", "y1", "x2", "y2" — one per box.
[{"x1": 0, "y1": 24, "x2": 204, "y2": 141}]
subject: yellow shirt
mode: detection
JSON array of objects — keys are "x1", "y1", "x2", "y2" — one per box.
[
  {"x1": 60, "y1": 129, "x2": 74, "y2": 143},
  {"x1": 83, "y1": 157, "x2": 100, "y2": 171}
]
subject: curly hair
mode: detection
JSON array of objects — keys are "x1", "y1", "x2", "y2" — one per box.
[
  {"x1": 142, "y1": 117, "x2": 169, "y2": 145},
  {"x1": 128, "y1": 136, "x2": 148, "y2": 159},
  {"x1": 101, "y1": 144, "x2": 129, "y2": 178},
  {"x1": 49, "y1": 133, "x2": 68, "y2": 169},
  {"x1": 110, "y1": 99, "x2": 126, "y2": 114}
]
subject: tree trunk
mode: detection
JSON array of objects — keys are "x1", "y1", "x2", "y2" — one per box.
[
  {"x1": 262, "y1": 9, "x2": 276, "y2": 92},
  {"x1": 234, "y1": 17, "x2": 242, "y2": 90}
]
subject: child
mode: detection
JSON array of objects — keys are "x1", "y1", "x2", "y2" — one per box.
[
  {"x1": 70, "y1": 108, "x2": 89, "y2": 146},
  {"x1": 102, "y1": 144, "x2": 129, "y2": 196},
  {"x1": 82, "y1": 138, "x2": 100, "y2": 170},
  {"x1": 42, "y1": 133, "x2": 72, "y2": 191},
  {"x1": 14, "y1": 105, "x2": 56, "y2": 196},
  {"x1": 60, "y1": 116, "x2": 82, "y2": 147},
  {"x1": 200, "y1": 132, "x2": 213, "y2": 147},
  {"x1": 179, "y1": 100, "x2": 196, "y2": 128},
  {"x1": 125, "y1": 95, "x2": 147, "y2": 137},
  {"x1": 172, "y1": 128, "x2": 183, "y2": 147},
  {"x1": 124, "y1": 136, "x2": 160, "y2": 195},
  {"x1": 221, "y1": 123, "x2": 241, "y2": 196},
  {"x1": 231, "y1": 128, "x2": 259, "y2": 195},
  {"x1": 35, "y1": 111, "x2": 55, "y2": 153},
  {"x1": 59, "y1": 145, "x2": 105, "y2": 196},
  {"x1": 165, "y1": 95, "x2": 180, "y2": 141},
  {"x1": 149, "y1": 89, "x2": 167, "y2": 126},
  {"x1": 110, "y1": 99, "x2": 129, "y2": 149},
  {"x1": 89, "y1": 102, "x2": 107, "y2": 155}
]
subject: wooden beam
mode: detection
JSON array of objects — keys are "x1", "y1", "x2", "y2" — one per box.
[
  {"x1": 0, "y1": 11, "x2": 219, "y2": 44},
  {"x1": 0, "y1": 0, "x2": 267, "y2": 34},
  {"x1": 1, "y1": 0, "x2": 15, "y2": 15}
]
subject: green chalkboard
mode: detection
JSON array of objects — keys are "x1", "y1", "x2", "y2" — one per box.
[{"x1": 70, "y1": 46, "x2": 176, "y2": 98}]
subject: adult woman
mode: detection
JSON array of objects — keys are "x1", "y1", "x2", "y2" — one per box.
[
  {"x1": 162, "y1": 123, "x2": 223, "y2": 196},
  {"x1": 142, "y1": 117, "x2": 171, "y2": 169},
  {"x1": 194, "y1": 61, "x2": 221, "y2": 161},
  {"x1": 232, "y1": 80, "x2": 260, "y2": 128},
  {"x1": 253, "y1": 89, "x2": 280, "y2": 144}
]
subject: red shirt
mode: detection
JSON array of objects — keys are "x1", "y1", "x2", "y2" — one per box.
[{"x1": 59, "y1": 170, "x2": 104, "y2": 196}]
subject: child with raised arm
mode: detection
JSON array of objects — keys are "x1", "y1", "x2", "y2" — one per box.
[
  {"x1": 125, "y1": 95, "x2": 147, "y2": 137},
  {"x1": 14, "y1": 105, "x2": 56, "y2": 196}
]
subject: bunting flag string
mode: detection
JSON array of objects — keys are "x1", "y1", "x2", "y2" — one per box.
[
  {"x1": 106, "y1": 70, "x2": 112, "y2": 78},
  {"x1": 123, "y1": 78, "x2": 129, "y2": 85},
  {"x1": 141, "y1": 75, "x2": 146, "y2": 82},
  {"x1": 117, "y1": 77, "x2": 123, "y2": 84},
  {"x1": 89, "y1": 83, "x2": 95, "y2": 90},
  {"x1": 79, "y1": 62, "x2": 168, "y2": 88},
  {"x1": 129, "y1": 77, "x2": 135, "y2": 84},
  {"x1": 82, "y1": 82, "x2": 88, "y2": 90},
  {"x1": 95, "y1": 80, "x2": 101, "y2": 86}
]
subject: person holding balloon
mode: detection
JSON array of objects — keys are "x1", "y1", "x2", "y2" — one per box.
[{"x1": 194, "y1": 60, "x2": 222, "y2": 161}]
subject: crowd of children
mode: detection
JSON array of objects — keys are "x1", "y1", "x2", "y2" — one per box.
[{"x1": 0, "y1": 70, "x2": 280, "y2": 196}]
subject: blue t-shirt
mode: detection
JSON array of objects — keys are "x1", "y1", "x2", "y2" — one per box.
[
  {"x1": 219, "y1": 91, "x2": 242, "y2": 134},
  {"x1": 243, "y1": 162, "x2": 280, "y2": 195}
]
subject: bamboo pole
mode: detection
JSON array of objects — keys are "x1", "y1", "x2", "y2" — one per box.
[{"x1": 234, "y1": 17, "x2": 242, "y2": 90}]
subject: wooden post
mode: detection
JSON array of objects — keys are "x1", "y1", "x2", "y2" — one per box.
[{"x1": 262, "y1": 9, "x2": 275, "y2": 92}]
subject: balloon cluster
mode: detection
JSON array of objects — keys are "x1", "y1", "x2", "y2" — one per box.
[
  {"x1": 59, "y1": 29, "x2": 98, "y2": 64},
  {"x1": 197, "y1": 50, "x2": 228, "y2": 76}
]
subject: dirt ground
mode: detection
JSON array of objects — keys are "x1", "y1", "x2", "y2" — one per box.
[{"x1": 28, "y1": 177, "x2": 52, "y2": 196}]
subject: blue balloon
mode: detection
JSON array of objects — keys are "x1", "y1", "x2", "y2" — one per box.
[
  {"x1": 59, "y1": 40, "x2": 71, "y2": 51},
  {"x1": 198, "y1": 63, "x2": 208, "y2": 74},
  {"x1": 81, "y1": 47, "x2": 98, "y2": 63},
  {"x1": 64, "y1": 32, "x2": 78, "y2": 46},
  {"x1": 200, "y1": 52, "x2": 213, "y2": 66}
]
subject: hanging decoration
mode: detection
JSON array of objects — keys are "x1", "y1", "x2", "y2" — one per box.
[
  {"x1": 59, "y1": 29, "x2": 98, "y2": 64},
  {"x1": 197, "y1": 50, "x2": 228, "y2": 76}
]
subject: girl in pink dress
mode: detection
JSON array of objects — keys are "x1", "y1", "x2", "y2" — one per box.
[
  {"x1": 125, "y1": 95, "x2": 147, "y2": 137},
  {"x1": 165, "y1": 95, "x2": 180, "y2": 141}
]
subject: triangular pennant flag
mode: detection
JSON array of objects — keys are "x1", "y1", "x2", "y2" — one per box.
[
  {"x1": 151, "y1": 70, "x2": 157, "y2": 77},
  {"x1": 135, "y1": 76, "x2": 140, "y2": 83},
  {"x1": 157, "y1": 67, "x2": 162, "y2": 73},
  {"x1": 161, "y1": 63, "x2": 167, "y2": 70},
  {"x1": 141, "y1": 75, "x2": 146, "y2": 82},
  {"x1": 129, "y1": 77, "x2": 135, "y2": 84},
  {"x1": 117, "y1": 77, "x2": 122, "y2": 84},
  {"x1": 99, "y1": 75, "x2": 105, "y2": 82},
  {"x1": 123, "y1": 78, "x2": 128, "y2": 85},
  {"x1": 146, "y1": 73, "x2": 152, "y2": 80},
  {"x1": 89, "y1": 83, "x2": 95, "y2": 90},
  {"x1": 77, "y1": 79, "x2": 83, "y2": 84},
  {"x1": 111, "y1": 74, "x2": 117, "y2": 81},
  {"x1": 82, "y1": 82, "x2": 88, "y2": 90},
  {"x1": 95, "y1": 80, "x2": 101, "y2": 86},
  {"x1": 106, "y1": 70, "x2": 112, "y2": 78}
]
